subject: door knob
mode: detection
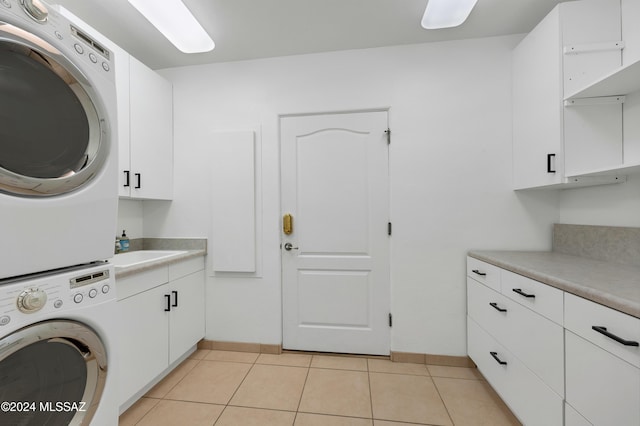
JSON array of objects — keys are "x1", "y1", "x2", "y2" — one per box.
[{"x1": 284, "y1": 242, "x2": 299, "y2": 251}]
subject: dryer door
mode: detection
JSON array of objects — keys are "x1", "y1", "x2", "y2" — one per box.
[
  {"x1": 0, "y1": 20, "x2": 109, "y2": 196},
  {"x1": 0, "y1": 320, "x2": 108, "y2": 426}
]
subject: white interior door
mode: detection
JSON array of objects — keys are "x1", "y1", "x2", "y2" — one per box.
[{"x1": 281, "y1": 110, "x2": 390, "y2": 355}]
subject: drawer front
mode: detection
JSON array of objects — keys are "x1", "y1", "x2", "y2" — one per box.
[
  {"x1": 566, "y1": 330, "x2": 640, "y2": 426},
  {"x1": 565, "y1": 402, "x2": 593, "y2": 426},
  {"x1": 565, "y1": 292, "x2": 640, "y2": 367},
  {"x1": 169, "y1": 256, "x2": 205, "y2": 281},
  {"x1": 467, "y1": 257, "x2": 501, "y2": 292},
  {"x1": 116, "y1": 266, "x2": 169, "y2": 300},
  {"x1": 468, "y1": 278, "x2": 564, "y2": 396},
  {"x1": 501, "y1": 270, "x2": 564, "y2": 325},
  {"x1": 467, "y1": 317, "x2": 564, "y2": 426}
]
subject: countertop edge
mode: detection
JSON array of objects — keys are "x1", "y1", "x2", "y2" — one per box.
[
  {"x1": 113, "y1": 249, "x2": 206, "y2": 279},
  {"x1": 468, "y1": 251, "x2": 640, "y2": 319}
]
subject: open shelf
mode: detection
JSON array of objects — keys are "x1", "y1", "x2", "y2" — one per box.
[{"x1": 565, "y1": 58, "x2": 640, "y2": 100}]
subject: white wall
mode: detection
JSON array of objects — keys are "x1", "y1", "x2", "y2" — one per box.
[
  {"x1": 117, "y1": 199, "x2": 143, "y2": 239},
  {"x1": 146, "y1": 35, "x2": 561, "y2": 356}
]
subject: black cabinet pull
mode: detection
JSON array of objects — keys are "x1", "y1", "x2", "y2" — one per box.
[
  {"x1": 512, "y1": 288, "x2": 535, "y2": 298},
  {"x1": 135, "y1": 173, "x2": 141, "y2": 189},
  {"x1": 490, "y1": 351, "x2": 507, "y2": 365},
  {"x1": 547, "y1": 153, "x2": 556, "y2": 173},
  {"x1": 472, "y1": 269, "x2": 486, "y2": 277},
  {"x1": 124, "y1": 170, "x2": 130, "y2": 187},
  {"x1": 172, "y1": 290, "x2": 178, "y2": 308},
  {"x1": 489, "y1": 302, "x2": 507, "y2": 313},
  {"x1": 164, "y1": 294, "x2": 171, "y2": 312},
  {"x1": 592, "y1": 326, "x2": 639, "y2": 347}
]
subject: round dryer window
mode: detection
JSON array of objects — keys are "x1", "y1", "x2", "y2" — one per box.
[
  {"x1": 0, "y1": 21, "x2": 109, "y2": 196},
  {"x1": 0, "y1": 320, "x2": 108, "y2": 426}
]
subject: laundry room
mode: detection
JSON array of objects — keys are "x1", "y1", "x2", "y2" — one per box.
[{"x1": 1, "y1": 0, "x2": 639, "y2": 425}]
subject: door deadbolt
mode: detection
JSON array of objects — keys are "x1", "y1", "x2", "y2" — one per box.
[
  {"x1": 283, "y1": 214, "x2": 293, "y2": 235},
  {"x1": 284, "y1": 242, "x2": 298, "y2": 251}
]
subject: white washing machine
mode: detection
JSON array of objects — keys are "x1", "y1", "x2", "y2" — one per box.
[
  {"x1": 0, "y1": 262, "x2": 118, "y2": 426},
  {"x1": 0, "y1": 0, "x2": 118, "y2": 279}
]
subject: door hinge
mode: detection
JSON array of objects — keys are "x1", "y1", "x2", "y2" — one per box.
[
  {"x1": 388, "y1": 313, "x2": 393, "y2": 327},
  {"x1": 388, "y1": 222, "x2": 392, "y2": 236},
  {"x1": 384, "y1": 128, "x2": 391, "y2": 144}
]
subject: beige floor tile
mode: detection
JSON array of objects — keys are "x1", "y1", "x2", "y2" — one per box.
[
  {"x1": 427, "y1": 365, "x2": 484, "y2": 380},
  {"x1": 368, "y1": 359, "x2": 429, "y2": 376},
  {"x1": 369, "y1": 372, "x2": 452, "y2": 425},
  {"x1": 373, "y1": 421, "x2": 429, "y2": 426},
  {"x1": 188, "y1": 349, "x2": 211, "y2": 360},
  {"x1": 433, "y1": 377, "x2": 521, "y2": 426},
  {"x1": 145, "y1": 359, "x2": 199, "y2": 398},
  {"x1": 135, "y1": 400, "x2": 224, "y2": 426},
  {"x1": 230, "y1": 364, "x2": 308, "y2": 411},
  {"x1": 216, "y1": 406, "x2": 296, "y2": 426},
  {"x1": 257, "y1": 353, "x2": 313, "y2": 367},
  {"x1": 310, "y1": 355, "x2": 368, "y2": 371},
  {"x1": 299, "y1": 368, "x2": 371, "y2": 418},
  {"x1": 164, "y1": 360, "x2": 251, "y2": 404},
  {"x1": 118, "y1": 397, "x2": 160, "y2": 426},
  {"x1": 295, "y1": 412, "x2": 373, "y2": 425},
  {"x1": 204, "y1": 349, "x2": 259, "y2": 363}
]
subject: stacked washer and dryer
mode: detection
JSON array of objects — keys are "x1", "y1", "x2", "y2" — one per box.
[{"x1": 0, "y1": 1, "x2": 119, "y2": 425}]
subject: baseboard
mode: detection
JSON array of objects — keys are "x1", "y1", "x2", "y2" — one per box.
[
  {"x1": 197, "y1": 340, "x2": 474, "y2": 367},
  {"x1": 391, "y1": 351, "x2": 476, "y2": 367},
  {"x1": 198, "y1": 339, "x2": 282, "y2": 354}
]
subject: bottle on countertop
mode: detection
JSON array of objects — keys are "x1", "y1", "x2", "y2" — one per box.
[{"x1": 120, "y1": 230, "x2": 130, "y2": 252}]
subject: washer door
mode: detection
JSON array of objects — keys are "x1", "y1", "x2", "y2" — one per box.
[
  {"x1": 0, "y1": 20, "x2": 109, "y2": 196},
  {"x1": 0, "y1": 320, "x2": 108, "y2": 426}
]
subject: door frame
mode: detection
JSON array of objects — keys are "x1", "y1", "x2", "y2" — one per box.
[{"x1": 278, "y1": 107, "x2": 392, "y2": 354}]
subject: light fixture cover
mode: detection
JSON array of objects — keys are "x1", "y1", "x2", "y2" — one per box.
[
  {"x1": 128, "y1": 0, "x2": 215, "y2": 53},
  {"x1": 421, "y1": 0, "x2": 479, "y2": 29}
]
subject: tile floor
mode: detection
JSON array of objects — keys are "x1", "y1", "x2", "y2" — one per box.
[{"x1": 119, "y1": 350, "x2": 521, "y2": 426}]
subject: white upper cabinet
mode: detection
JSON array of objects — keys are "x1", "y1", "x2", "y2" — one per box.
[
  {"x1": 117, "y1": 55, "x2": 174, "y2": 200},
  {"x1": 513, "y1": 0, "x2": 627, "y2": 189}
]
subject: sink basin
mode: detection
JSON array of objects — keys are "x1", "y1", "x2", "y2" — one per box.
[{"x1": 111, "y1": 250, "x2": 188, "y2": 269}]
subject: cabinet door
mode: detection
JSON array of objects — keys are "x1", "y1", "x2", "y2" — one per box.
[
  {"x1": 512, "y1": 6, "x2": 564, "y2": 189},
  {"x1": 118, "y1": 283, "x2": 169, "y2": 406},
  {"x1": 129, "y1": 56, "x2": 173, "y2": 200},
  {"x1": 566, "y1": 330, "x2": 640, "y2": 426},
  {"x1": 168, "y1": 270, "x2": 205, "y2": 364},
  {"x1": 116, "y1": 52, "x2": 131, "y2": 197}
]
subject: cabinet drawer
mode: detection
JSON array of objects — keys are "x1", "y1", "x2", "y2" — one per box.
[
  {"x1": 467, "y1": 317, "x2": 564, "y2": 426},
  {"x1": 116, "y1": 266, "x2": 169, "y2": 300},
  {"x1": 467, "y1": 257, "x2": 501, "y2": 292},
  {"x1": 501, "y1": 270, "x2": 564, "y2": 325},
  {"x1": 169, "y1": 256, "x2": 205, "y2": 281},
  {"x1": 566, "y1": 330, "x2": 640, "y2": 426},
  {"x1": 565, "y1": 292, "x2": 640, "y2": 367},
  {"x1": 468, "y1": 278, "x2": 564, "y2": 396},
  {"x1": 564, "y1": 402, "x2": 592, "y2": 426}
]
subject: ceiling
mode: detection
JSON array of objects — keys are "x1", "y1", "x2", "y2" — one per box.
[{"x1": 51, "y1": 0, "x2": 566, "y2": 70}]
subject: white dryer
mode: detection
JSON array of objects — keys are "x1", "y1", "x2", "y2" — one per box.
[
  {"x1": 0, "y1": 262, "x2": 118, "y2": 426},
  {"x1": 0, "y1": 0, "x2": 118, "y2": 279}
]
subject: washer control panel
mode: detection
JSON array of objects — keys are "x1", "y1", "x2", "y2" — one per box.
[{"x1": 0, "y1": 263, "x2": 115, "y2": 332}]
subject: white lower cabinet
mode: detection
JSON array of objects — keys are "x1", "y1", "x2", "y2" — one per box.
[
  {"x1": 467, "y1": 256, "x2": 640, "y2": 426},
  {"x1": 116, "y1": 256, "x2": 205, "y2": 410}
]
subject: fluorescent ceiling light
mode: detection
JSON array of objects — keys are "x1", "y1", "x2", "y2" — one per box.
[
  {"x1": 128, "y1": 0, "x2": 215, "y2": 53},
  {"x1": 421, "y1": 0, "x2": 479, "y2": 29}
]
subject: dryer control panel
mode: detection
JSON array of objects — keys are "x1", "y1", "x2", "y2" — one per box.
[{"x1": 0, "y1": 263, "x2": 115, "y2": 332}]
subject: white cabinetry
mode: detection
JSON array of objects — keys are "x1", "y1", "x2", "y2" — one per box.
[
  {"x1": 117, "y1": 55, "x2": 173, "y2": 200},
  {"x1": 467, "y1": 256, "x2": 640, "y2": 426},
  {"x1": 564, "y1": 293, "x2": 640, "y2": 426},
  {"x1": 513, "y1": 0, "x2": 624, "y2": 189},
  {"x1": 466, "y1": 259, "x2": 564, "y2": 425},
  {"x1": 116, "y1": 256, "x2": 205, "y2": 410}
]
